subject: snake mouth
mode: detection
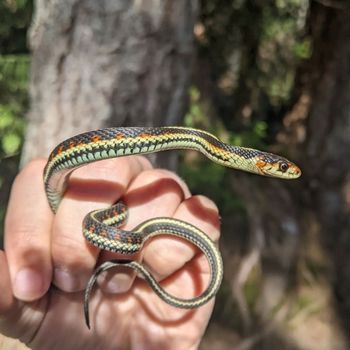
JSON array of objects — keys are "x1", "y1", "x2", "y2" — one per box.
[
  {"x1": 293, "y1": 165, "x2": 302, "y2": 178},
  {"x1": 256, "y1": 158, "x2": 277, "y2": 178},
  {"x1": 256, "y1": 156, "x2": 302, "y2": 179}
]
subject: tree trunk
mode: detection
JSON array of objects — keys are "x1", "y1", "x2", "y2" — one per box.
[
  {"x1": 0, "y1": 1, "x2": 197, "y2": 348},
  {"x1": 238, "y1": 1, "x2": 350, "y2": 345},
  {"x1": 299, "y1": 1, "x2": 350, "y2": 340},
  {"x1": 22, "y1": 0, "x2": 197, "y2": 166},
  {"x1": 214, "y1": 2, "x2": 350, "y2": 348}
]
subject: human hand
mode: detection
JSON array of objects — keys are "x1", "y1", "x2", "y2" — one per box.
[{"x1": 1, "y1": 156, "x2": 220, "y2": 350}]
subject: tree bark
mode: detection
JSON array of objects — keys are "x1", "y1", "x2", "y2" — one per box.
[
  {"x1": 215, "y1": 3, "x2": 350, "y2": 347},
  {"x1": 240, "y1": 1, "x2": 350, "y2": 343},
  {"x1": 22, "y1": 0, "x2": 197, "y2": 166},
  {"x1": 299, "y1": 2, "x2": 350, "y2": 339},
  {"x1": 1, "y1": 1, "x2": 197, "y2": 348}
]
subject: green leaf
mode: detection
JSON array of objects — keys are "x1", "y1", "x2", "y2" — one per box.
[
  {"x1": 0, "y1": 110, "x2": 13, "y2": 129},
  {"x1": 2, "y1": 132, "x2": 21, "y2": 155}
]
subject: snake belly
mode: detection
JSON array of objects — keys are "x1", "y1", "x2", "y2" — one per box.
[{"x1": 43, "y1": 126, "x2": 301, "y2": 328}]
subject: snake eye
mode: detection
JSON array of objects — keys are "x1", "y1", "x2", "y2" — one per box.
[{"x1": 279, "y1": 161, "x2": 289, "y2": 173}]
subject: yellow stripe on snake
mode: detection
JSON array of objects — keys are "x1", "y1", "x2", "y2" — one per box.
[{"x1": 43, "y1": 126, "x2": 301, "y2": 328}]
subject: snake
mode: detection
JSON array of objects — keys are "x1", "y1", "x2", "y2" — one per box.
[{"x1": 43, "y1": 126, "x2": 301, "y2": 328}]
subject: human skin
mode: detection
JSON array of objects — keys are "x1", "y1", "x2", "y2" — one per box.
[{"x1": 0, "y1": 156, "x2": 221, "y2": 350}]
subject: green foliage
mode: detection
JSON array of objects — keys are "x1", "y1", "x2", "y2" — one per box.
[
  {"x1": 0, "y1": 0, "x2": 32, "y2": 160},
  {"x1": 185, "y1": 86, "x2": 268, "y2": 149},
  {"x1": 199, "y1": 0, "x2": 310, "y2": 132},
  {"x1": 0, "y1": 0, "x2": 33, "y2": 54},
  {"x1": 0, "y1": 55, "x2": 29, "y2": 158},
  {"x1": 184, "y1": 87, "x2": 215, "y2": 131},
  {"x1": 229, "y1": 121, "x2": 267, "y2": 150},
  {"x1": 0, "y1": 1, "x2": 32, "y2": 243},
  {"x1": 0, "y1": 107, "x2": 24, "y2": 155},
  {"x1": 258, "y1": 2, "x2": 310, "y2": 105},
  {"x1": 180, "y1": 159, "x2": 242, "y2": 215},
  {"x1": 0, "y1": 54, "x2": 29, "y2": 242},
  {"x1": 293, "y1": 38, "x2": 311, "y2": 60}
]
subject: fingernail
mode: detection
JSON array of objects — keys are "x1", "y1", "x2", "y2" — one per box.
[
  {"x1": 54, "y1": 268, "x2": 79, "y2": 292},
  {"x1": 15, "y1": 268, "x2": 44, "y2": 301},
  {"x1": 101, "y1": 272, "x2": 132, "y2": 294}
]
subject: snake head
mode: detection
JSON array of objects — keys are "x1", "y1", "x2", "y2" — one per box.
[{"x1": 256, "y1": 154, "x2": 301, "y2": 179}]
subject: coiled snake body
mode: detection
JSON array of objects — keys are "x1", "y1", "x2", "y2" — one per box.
[{"x1": 43, "y1": 127, "x2": 301, "y2": 328}]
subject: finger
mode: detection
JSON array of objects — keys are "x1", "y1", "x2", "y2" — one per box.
[
  {"x1": 0, "y1": 250, "x2": 15, "y2": 314},
  {"x1": 0, "y1": 249, "x2": 21, "y2": 339},
  {"x1": 98, "y1": 168, "x2": 191, "y2": 293},
  {"x1": 130, "y1": 195, "x2": 220, "y2": 319},
  {"x1": 143, "y1": 195, "x2": 220, "y2": 280},
  {"x1": 4, "y1": 159, "x2": 53, "y2": 301},
  {"x1": 51, "y1": 156, "x2": 151, "y2": 292}
]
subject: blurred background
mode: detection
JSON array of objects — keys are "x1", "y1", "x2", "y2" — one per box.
[{"x1": 1, "y1": 0, "x2": 349, "y2": 349}]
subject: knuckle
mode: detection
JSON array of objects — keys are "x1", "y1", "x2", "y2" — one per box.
[
  {"x1": 5, "y1": 224, "x2": 42, "y2": 251},
  {"x1": 147, "y1": 168, "x2": 179, "y2": 180},
  {"x1": 79, "y1": 157, "x2": 132, "y2": 181},
  {"x1": 179, "y1": 195, "x2": 221, "y2": 241},
  {"x1": 191, "y1": 195, "x2": 219, "y2": 214},
  {"x1": 138, "y1": 168, "x2": 188, "y2": 190},
  {"x1": 145, "y1": 239, "x2": 192, "y2": 279},
  {"x1": 132, "y1": 155, "x2": 153, "y2": 171},
  {"x1": 52, "y1": 234, "x2": 91, "y2": 268},
  {"x1": 13, "y1": 158, "x2": 46, "y2": 184}
]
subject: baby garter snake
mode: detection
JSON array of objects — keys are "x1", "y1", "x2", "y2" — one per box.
[{"x1": 43, "y1": 126, "x2": 301, "y2": 328}]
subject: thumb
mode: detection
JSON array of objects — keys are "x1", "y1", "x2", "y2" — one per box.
[{"x1": 0, "y1": 250, "x2": 41, "y2": 343}]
